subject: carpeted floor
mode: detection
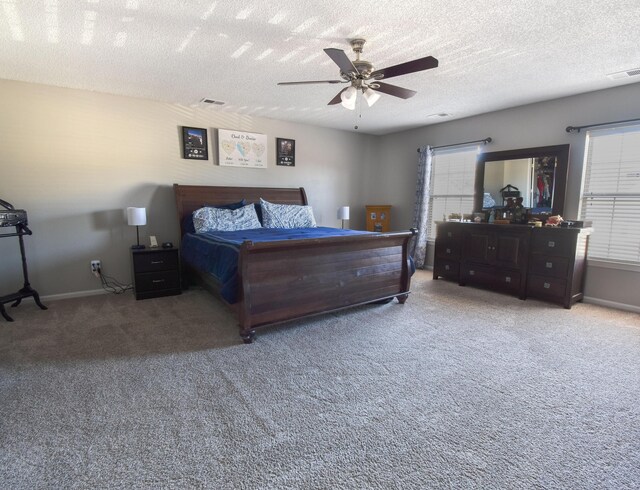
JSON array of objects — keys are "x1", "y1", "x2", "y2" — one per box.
[{"x1": 1, "y1": 270, "x2": 639, "y2": 489}]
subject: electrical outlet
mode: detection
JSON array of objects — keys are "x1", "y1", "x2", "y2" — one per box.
[{"x1": 91, "y1": 260, "x2": 101, "y2": 277}]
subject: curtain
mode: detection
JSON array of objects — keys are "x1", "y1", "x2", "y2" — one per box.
[{"x1": 411, "y1": 146, "x2": 433, "y2": 268}]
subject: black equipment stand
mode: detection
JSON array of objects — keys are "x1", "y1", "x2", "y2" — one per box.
[{"x1": 0, "y1": 223, "x2": 47, "y2": 322}]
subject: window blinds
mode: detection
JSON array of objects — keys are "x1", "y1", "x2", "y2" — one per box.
[
  {"x1": 427, "y1": 147, "x2": 478, "y2": 240},
  {"x1": 580, "y1": 125, "x2": 640, "y2": 264}
]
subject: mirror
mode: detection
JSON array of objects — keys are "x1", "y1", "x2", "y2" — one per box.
[{"x1": 474, "y1": 144, "x2": 570, "y2": 220}]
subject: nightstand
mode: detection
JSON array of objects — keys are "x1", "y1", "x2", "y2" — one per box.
[{"x1": 131, "y1": 248, "x2": 182, "y2": 300}]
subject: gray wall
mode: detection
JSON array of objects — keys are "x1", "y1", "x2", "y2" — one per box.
[
  {"x1": 2, "y1": 78, "x2": 638, "y2": 311},
  {"x1": 0, "y1": 79, "x2": 374, "y2": 298},
  {"x1": 369, "y1": 82, "x2": 640, "y2": 310}
]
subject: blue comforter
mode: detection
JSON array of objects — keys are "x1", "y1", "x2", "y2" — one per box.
[{"x1": 181, "y1": 227, "x2": 372, "y2": 303}]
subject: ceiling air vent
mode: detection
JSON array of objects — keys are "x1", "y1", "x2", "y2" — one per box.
[
  {"x1": 200, "y1": 98, "x2": 225, "y2": 105},
  {"x1": 606, "y1": 68, "x2": 640, "y2": 80}
]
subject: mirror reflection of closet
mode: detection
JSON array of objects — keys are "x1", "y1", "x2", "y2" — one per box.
[
  {"x1": 484, "y1": 156, "x2": 556, "y2": 212},
  {"x1": 474, "y1": 145, "x2": 570, "y2": 219}
]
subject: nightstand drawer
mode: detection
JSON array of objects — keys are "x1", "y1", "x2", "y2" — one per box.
[
  {"x1": 529, "y1": 255, "x2": 570, "y2": 278},
  {"x1": 135, "y1": 270, "x2": 180, "y2": 293},
  {"x1": 132, "y1": 250, "x2": 178, "y2": 273}
]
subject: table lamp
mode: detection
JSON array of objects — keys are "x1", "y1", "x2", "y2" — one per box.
[
  {"x1": 338, "y1": 206, "x2": 350, "y2": 229},
  {"x1": 127, "y1": 207, "x2": 146, "y2": 249}
]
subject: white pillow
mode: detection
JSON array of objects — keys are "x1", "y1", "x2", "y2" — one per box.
[
  {"x1": 192, "y1": 203, "x2": 261, "y2": 233},
  {"x1": 259, "y1": 198, "x2": 317, "y2": 229}
]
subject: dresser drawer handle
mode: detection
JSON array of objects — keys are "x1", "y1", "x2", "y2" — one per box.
[
  {"x1": 545, "y1": 262, "x2": 553, "y2": 269},
  {"x1": 543, "y1": 282, "x2": 551, "y2": 289},
  {"x1": 469, "y1": 270, "x2": 475, "y2": 276},
  {"x1": 445, "y1": 265, "x2": 450, "y2": 271},
  {"x1": 505, "y1": 276, "x2": 511, "y2": 283},
  {"x1": 446, "y1": 248, "x2": 451, "y2": 254},
  {"x1": 150, "y1": 260, "x2": 164, "y2": 265},
  {"x1": 152, "y1": 279, "x2": 166, "y2": 284},
  {"x1": 447, "y1": 232, "x2": 452, "y2": 238},
  {"x1": 547, "y1": 241, "x2": 555, "y2": 248}
]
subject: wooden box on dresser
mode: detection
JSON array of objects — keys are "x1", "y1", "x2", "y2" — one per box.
[
  {"x1": 433, "y1": 222, "x2": 591, "y2": 309},
  {"x1": 131, "y1": 248, "x2": 182, "y2": 300}
]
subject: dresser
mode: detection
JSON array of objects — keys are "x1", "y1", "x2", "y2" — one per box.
[
  {"x1": 433, "y1": 222, "x2": 591, "y2": 308},
  {"x1": 131, "y1": 248, "x2": 182, "y2": 300}
]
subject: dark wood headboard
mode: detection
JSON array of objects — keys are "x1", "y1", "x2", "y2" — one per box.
[{"x1": 173, "y1": 184, "x2": 308, "y2": 235}]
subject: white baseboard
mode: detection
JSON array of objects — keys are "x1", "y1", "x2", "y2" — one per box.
[
  {"x1": 583, "y1": 296, "x2": 640, "y2": 313},
  {"x1": 41, "y1": 289, "x2": 109, "y2": 302}
]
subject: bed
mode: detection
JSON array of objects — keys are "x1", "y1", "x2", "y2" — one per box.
[{"x1": 173, "y1": 184, "x2": 416, "y2": 343}]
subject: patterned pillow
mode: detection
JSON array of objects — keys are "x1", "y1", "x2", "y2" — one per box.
[
  {"x1": 259, "y1": 198, "x2": 317, "y2": 229},
  {"x1": 193, "y1": 203, "x2": 261, "y2": 233},
  {"x1": 183, "y1": 200, "x2": 246, "y2": 234}
]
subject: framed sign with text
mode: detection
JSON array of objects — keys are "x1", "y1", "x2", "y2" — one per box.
[
  {"x1": 182, "y1": 127, "x2": 208, "y2": 160},
  {"x1": 276, "y1": 137, "x2": 295, "y2": 166},
  {"x1": 218, "y1": 129, "x2": 267, "y2": 168}
]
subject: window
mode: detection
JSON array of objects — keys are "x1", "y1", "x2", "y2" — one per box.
[
  {"x1": 579, "y1": 125, "x2": 640, "y2": 264},
  {"x1": 427, "y1": 147, "x2": 478, "y2": 240}
]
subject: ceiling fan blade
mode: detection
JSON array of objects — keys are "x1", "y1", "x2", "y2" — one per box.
[
  {"x1": 328, "y1": 88, "x2": 348, "y2": 105},
  {"x1": 324, "y1": 48, "x2": 358, "y2": 74},
  {"x1": 278, "y1": 80, "x2": 344, "y2": 85},
  {"x1": 370, "y1": 56, "x2": 438, "y2": 80},
  {"x1": 370, "y1": 82, "x2": 417, "y2": 99}
]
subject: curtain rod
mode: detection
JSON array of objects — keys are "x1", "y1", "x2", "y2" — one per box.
[
  {"x1": 566, "y1": 117, "x2": 640, "y2": 133},
  {"x1": 417, "y1": 137, "x2": 492, "y2": 152}
]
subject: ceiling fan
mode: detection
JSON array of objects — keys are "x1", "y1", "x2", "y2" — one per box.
[{"x1": 277, "y1": 39, "x2": 438, "y2": 110}]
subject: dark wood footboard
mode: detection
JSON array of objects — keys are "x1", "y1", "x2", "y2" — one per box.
[{"x1": 237, "y1": 230, "x2": 416, "y2": 341}]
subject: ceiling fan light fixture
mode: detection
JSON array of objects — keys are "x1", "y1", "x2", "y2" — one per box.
[
  {"x1": 363, "y1": 88, "x2": 381, "y2": 107},
  {"x1": 340, "y1": 85, "x2": 357, "y2": 110}
]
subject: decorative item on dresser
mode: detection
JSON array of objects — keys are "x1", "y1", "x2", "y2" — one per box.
[
  {"x1": 366, "y1": 205, "x2": 391, "y2": 232},
  {"x1": 433, "y1": 221, "x2": 591, "y2": 308},
  {"x1": 131, "y1": 247, "x2": 182, "y2": 300}
]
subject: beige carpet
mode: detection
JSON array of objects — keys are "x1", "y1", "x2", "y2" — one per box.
[{"x1": 1, "y1": 270, "x2": 639, "y2": 489}]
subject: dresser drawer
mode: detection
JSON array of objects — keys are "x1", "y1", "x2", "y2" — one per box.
[
  {"x1": 460, "y1": 263, "x2": 494, "y2": 287},
  {"x1": 527, "y1": 274, "x2": 567, "y2": 299},
  {"x1": 529, "y1": 254, "x2": 570, "y2": 279},
  {"x1": 132, "y1": 250, "x2": 178, "y2": 273},
  {"x1": 434, "y1": 259, "x2": 459, "y2": 280},
  {"x1": 435, "y1": 240, "x2": 460, "y2": 259},
  {"x1": 135, "y1": 270, "x2": 180, "y2": 293},
  {"x1": 531, "y1": 231, "x2": 574, "y2": 258},
  {"x1": 494, "y1": 269, "x2": 522, "y2": 293}
]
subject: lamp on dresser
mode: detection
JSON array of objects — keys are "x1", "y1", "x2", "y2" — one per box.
[{"x1": 127, "y1": 207, "x2": 147, "y2": 249}]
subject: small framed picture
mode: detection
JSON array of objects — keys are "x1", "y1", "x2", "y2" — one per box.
[
  {"x1": 276, "y1": 137, "x2": 295, "y2": 166},
  {"x1": 182, "y1": 126, "x2": 208, "y2": 160}
]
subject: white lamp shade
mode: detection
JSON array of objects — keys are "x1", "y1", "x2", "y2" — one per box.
[
  {"x1": 127, "y1": 207, "x2": 147, "y2": 226},
  {"x1": 363, "y1": 88, "x2": 381, "y2": 107},
  {"x1": 340, "y1": 86, "x2": 357, "y2": 110},
  {"x1": 337, "y1": 206, "x2": 350, "y2": 220}
]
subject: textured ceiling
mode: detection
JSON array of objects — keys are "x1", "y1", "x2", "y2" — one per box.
[{"x1": 1, "y1": 0, "x2": 639, "y2": 135}]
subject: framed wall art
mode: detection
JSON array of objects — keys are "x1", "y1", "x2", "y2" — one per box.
[
  {"x1": 276, "y1": 137, "x2": 295, "y2": 166},
  {"x1": 181, "y1": 126, "x2": 208, "y2": 160},
  {"x1": 218, "y1": 129, "x2": 267, "y2": 168}
]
